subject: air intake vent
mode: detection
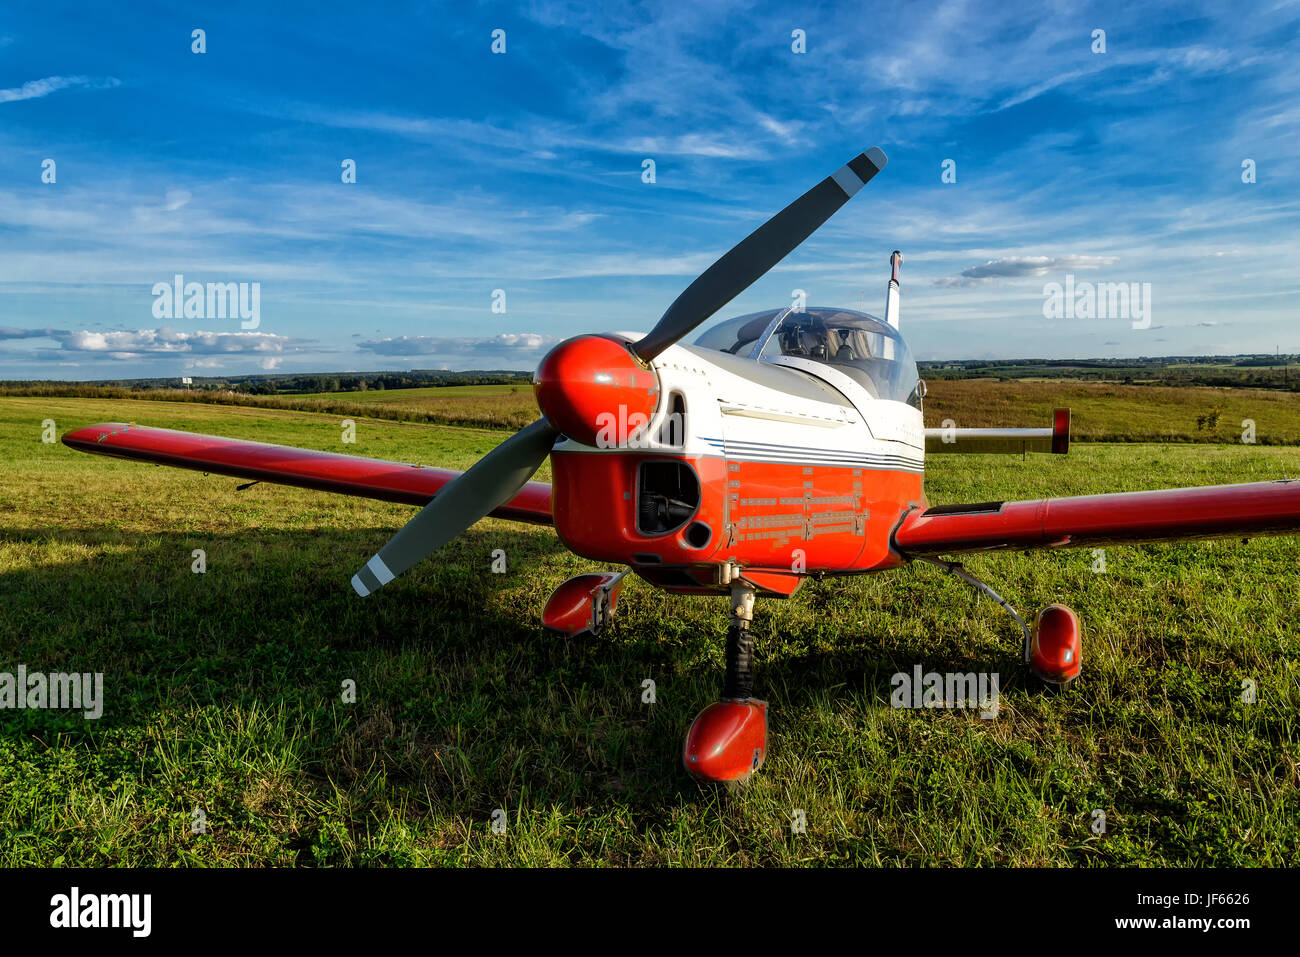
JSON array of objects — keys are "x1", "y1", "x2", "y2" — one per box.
[
  {"x1": 637, "y1": 460, "x2": 700, "y2": 535},
  {"x1": 658, "y1": 392, "x2": 687, "y2": 447}
]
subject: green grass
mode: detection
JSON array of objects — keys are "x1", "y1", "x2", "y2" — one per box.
[
  {"x1": 1, "y1": 395, "x2": 1298, "y2": 866},
  {"x1": 925, "y1": 379, "x2": 1300, "y2": 443},
  {"x1": 296, "y1": 384, "x2": 529, "y2": 400},
  {"x1": 0, "y1": 383, "x2": 542, "y2": 432}
]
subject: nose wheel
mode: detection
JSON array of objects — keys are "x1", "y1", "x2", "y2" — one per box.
[{"x1": 683, "y1": 580, "x2": 769, "y2": 782}]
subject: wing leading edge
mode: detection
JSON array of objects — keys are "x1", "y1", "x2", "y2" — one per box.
[
  {"x1": 893, "y1": 479, "x2": 1300, "y2": 556},
  {"x1": 62, "y1": 422, "x2": 553, "y2": 525}
]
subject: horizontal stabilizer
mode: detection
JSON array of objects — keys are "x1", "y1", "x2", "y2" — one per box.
[{"x1": 925, "y1": 409, "x2": 1070, "y2": 454}]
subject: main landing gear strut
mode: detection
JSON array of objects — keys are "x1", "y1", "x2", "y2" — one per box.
[
  {"x1": 917, "y1": 556, "x2": 1083, "y2": 686},
  {"x1": 682, "y1": 579, "x2": 769, "y2": 783}
]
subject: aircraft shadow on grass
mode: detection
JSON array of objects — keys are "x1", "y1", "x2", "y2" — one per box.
[{"x1": 0, "y1": 523, "x2": 1035, "y2": 804}]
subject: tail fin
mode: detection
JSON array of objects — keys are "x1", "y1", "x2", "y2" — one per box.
[{"x1": 883, "y1": 250, "x2": 902, "y2": 329}]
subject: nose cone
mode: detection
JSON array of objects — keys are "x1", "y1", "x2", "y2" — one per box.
[{"x1": 533, "y1": 334, "x2": 659, "y2": 447}]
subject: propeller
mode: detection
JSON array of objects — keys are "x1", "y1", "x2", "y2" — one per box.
[
  {"x1": 350, "y1": 417, "x2": 558, "y2": 596},
  {"x1": 631, "y1": 146, "x2": 887, "y2": 361},
  {"x1": 352, "y1": 147, "x2": 888, "y2": 596}
]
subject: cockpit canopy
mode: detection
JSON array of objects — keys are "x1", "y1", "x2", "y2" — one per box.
[{"x1": 694, "y1": 307, "x2": 922, "y2": 407}]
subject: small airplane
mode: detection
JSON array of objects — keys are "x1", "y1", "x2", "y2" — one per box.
[{"x1": 65, "y1": 147, "x2": 1300, "y2": 783}]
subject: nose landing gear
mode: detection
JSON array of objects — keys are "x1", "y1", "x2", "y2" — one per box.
[{"x1": 683, "y1": 579, "x2": 768, "y2": 782}]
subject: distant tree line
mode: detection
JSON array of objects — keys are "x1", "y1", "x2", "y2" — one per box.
[
  {"x1": 5, "y1": 356, "x2": 1299, "y2": 397},
  {"x1": 917, "y1": 355, "x2": 1300, "y2": 391},
  {"x1": 0, "y1": 369, "x2": 534, "y2": 397}
]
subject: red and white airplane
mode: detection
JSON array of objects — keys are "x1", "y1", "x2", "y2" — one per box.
[{"x1": 65, "y1": 147, "x2": 1300, "y2": 782}]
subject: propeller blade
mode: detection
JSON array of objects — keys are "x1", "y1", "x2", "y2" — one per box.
[
  {"x1": 351, "y1": 417, "x2": 558, "y2": 596},
  {"x1": 632, "y1": 147, "x2": 887, "y2": 362}
]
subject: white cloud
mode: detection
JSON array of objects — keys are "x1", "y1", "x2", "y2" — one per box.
[
  {"x1": 935, "y1": 255, "x2": 1121, "y2": 287},
  {"x1": 356, "y1": 333, "x2": 555, "y2": 368},
  {"x1": 0, "y1": 75, "x2": 120, "y2": 104},
  {"x1": 1, "y1": 325, "x2": 304, "y2": 360},
  {"x1": 619, "y1": 133, "x2": 763, "y2": 160}
]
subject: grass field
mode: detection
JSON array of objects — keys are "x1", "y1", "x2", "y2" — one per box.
[
  {"x1": 0, "y1": 383, "x2": 543, "y2": 432},
  {"x1": 1, "y1": 394, "x2": 1298, "y2": 866},
  {"x1": 924, "y1": 380, "x2": 1300, "y2": 444},
  {"x1": 288, "y1": 383, "x2": 538, "y2": 428}
]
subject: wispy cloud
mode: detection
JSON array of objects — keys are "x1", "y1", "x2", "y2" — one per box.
[{"x1": 0, "y1": 75, "x2": 120, "y2": 104}]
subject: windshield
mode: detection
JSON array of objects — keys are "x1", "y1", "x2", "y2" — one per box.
[{"x1": 695, "y1": 307, "x2": 922, "y2": 407}]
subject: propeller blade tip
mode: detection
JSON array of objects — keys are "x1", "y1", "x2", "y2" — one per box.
[
  {"x1": 351, "y1": 553, "x2": 394, "y2": 597},
  {"x1": 864, "y1": 146, "x2": 888, "y2": 170}
]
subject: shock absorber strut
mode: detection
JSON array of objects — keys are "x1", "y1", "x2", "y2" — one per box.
[
  {"x1": 723, "y1": 580, "x2": 756, "y2": 699},
  {"x1": 682, "y1": 576, "x2": 769, "y2": 781}
]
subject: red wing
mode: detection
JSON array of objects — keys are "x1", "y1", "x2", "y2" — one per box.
[
  {"x1": 62, "y1": 422, "x2": 553, "y2": 526},
  {"x1": 893, "y1": 479, "x2": 1300, "y2": 556}
]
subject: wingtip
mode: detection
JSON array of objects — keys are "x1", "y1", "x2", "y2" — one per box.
[
  {"x1": 62, "y1": 422, "x2": 127, "y2": 449},
  {"x1": 1052, "y1": 408, "x2": 1071, "y2": 455}
]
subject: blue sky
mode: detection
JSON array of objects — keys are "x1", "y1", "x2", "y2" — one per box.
[{"x1": 1, "y1": 0, "x2": 1298, "y2": 379}]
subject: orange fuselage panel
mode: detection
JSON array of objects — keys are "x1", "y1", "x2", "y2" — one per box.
[{"x1": 550, "y1": 449, "x2": 923, "y2": 591}]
